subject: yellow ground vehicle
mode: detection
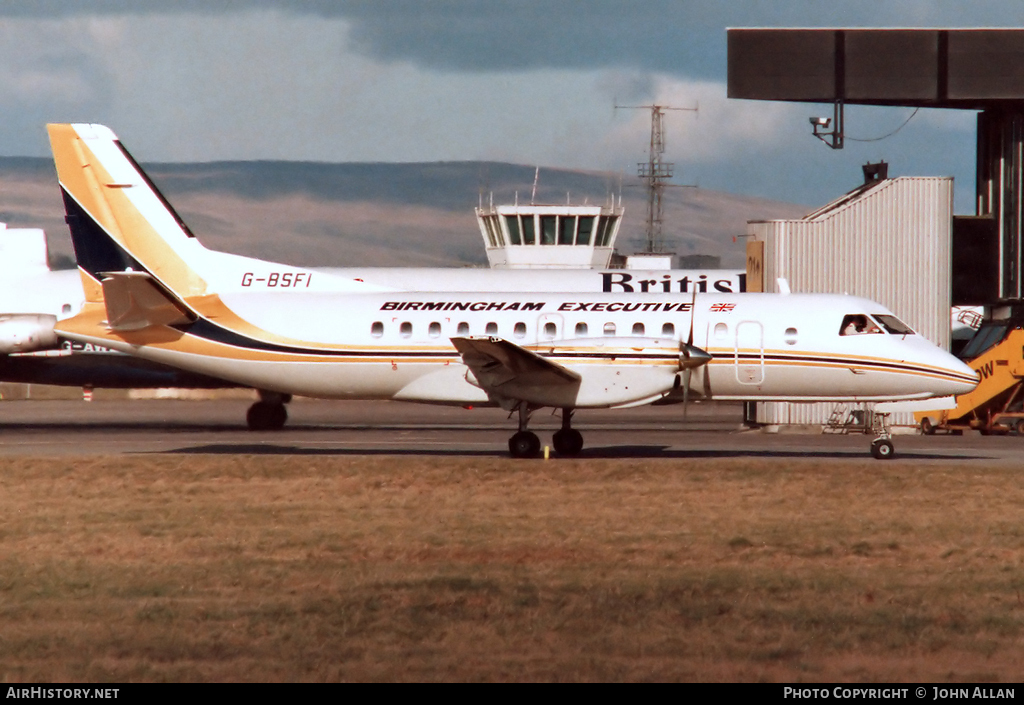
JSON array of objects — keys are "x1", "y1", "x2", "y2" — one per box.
[{"x1": 916, "y1": 322, "x2": 1024, "y2": 434}]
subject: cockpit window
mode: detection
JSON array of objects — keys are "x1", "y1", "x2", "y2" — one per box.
[
  {"x1": 840, "y1": 314, "x2": 882, "y2": 336},
  {"x1": 872, "y1": 314, "x2": 915, "y2": 335}
]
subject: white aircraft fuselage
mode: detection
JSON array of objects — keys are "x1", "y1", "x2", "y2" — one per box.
[{"x1": 58, "y1": 287, "x2": 976, "y2": 408}]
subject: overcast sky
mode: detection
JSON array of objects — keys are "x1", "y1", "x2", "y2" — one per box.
[{"x1": 2, "y1": 1, "x2": 1021, "y2": 211}]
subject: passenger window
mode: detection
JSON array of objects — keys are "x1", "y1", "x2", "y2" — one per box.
[
  {"x1": 428, "y1": 322, "x2": 441, "y2": 338},
  {"x1": 486, "y1": 322, "x2": 498, "y2": 335},
  {"x1": 457, "y1": 322, "x2": 469, "y2": 336},
  {"x1": 575, "y1": 322, "x2": 588, "y2": 336},
  {"x1": 62, "y1": 303, "x2": 72, "y2": 315},
  {"x1": 714, "y1": 322, "x2": 728, "y2": 339},
  {"x1": 514, "y1": 322, "x2": 526, "y2": 339},
  {"x1": 400, "y1": 322, "x2": 412, "y2": 338},
  {"x1": 784, "y1": 327, "x2": 798, "y2": 345},
  {"x1": 632, "y1": 322, "x2": 645, "y2": 336},
  {"x1": 661, "y1": 323, "x2": 674, "y2": 337},
  {"x1": 543, "y1": 322, "x2": 557, "y2": 339},
  {"x1": 371, "y1": 321, "x2": 384, "y2": 338},
  {"x1": 603, "y1": 322, "x2": 616, "y2": 336}
]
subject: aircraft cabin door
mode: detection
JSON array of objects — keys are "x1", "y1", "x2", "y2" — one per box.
[{"x1": 734, "y1": 321, "x2": 764, "y2": 385}]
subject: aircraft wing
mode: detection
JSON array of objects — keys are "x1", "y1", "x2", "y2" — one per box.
[{"x1": 451, "y1": 336, "x2": 581, "y2": 393}]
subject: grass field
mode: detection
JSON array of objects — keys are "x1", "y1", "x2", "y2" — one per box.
[{"x1": 1, "y1": 455, "x2": 1022, "y2": 682}]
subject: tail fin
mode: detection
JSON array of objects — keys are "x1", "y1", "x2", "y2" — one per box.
[{"x1": 47, "y1": 123, "x2": 208, "y2": 305}]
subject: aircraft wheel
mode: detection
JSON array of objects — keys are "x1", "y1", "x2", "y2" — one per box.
[
  {"x1": 870, "y1": 438, "x2": 895, "y2": 460},
  {"x1": 508, "y1": 431, "x2": 541, "y2": 458},
  {"x1": 1015, "y1": 419, "x2": 1024, "y2": 436},
  {"x1": 920, "y1": 417, "x2": 936, "y2": 435},
  {"x1": 552, "y1": 428, "x2": 584, "y2": 456},
  {"x1": 247, "y1": 401, "x2": 287, "y2": 431}
]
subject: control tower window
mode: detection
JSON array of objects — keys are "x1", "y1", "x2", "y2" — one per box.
[
  {"x1": 521, "y1": 215, "x2": 536, "y2": 245},
  {"x1": 484, "y1": 216, "x2": 503, "y2": 247},
  {"x1": 504, "y1": 215, "x2": 522, "y2": 245},
  {"x1": 596, "y1": 216, "x2": 618, "y2": 247},
  {"x1": 576, "y1": 216, "x2": 595, "y2": 245},
  {"x1": 559, "y1": 216, "x2": 576, "y2": 245},
  {"x1": 540, "y1": 215, "x2": 557, "y2": 245}
]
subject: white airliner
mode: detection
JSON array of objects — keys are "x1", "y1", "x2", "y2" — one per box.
[{"x1": 43, "y1": 123, "x2": 976, "y2": 459}]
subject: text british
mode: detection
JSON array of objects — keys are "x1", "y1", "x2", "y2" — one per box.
[{"x1": 602, "y1": 272, "x2": 746, "y2": 293}]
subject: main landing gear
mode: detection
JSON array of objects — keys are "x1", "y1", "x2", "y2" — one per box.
[
  {"x1": 508, "y1": 406, "x2": 584, "y2": 458},
  {"x1": 552, "y1": 409, "x2": 583, "y2": 456},
  {"x1": 869, "y1": 411, "x2": 895, "y2": 460},
  {"x1": 246, "y1": 391, "x2": 291, "y2": 431}
]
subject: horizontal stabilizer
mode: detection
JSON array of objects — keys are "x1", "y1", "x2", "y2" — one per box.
[
  {"x1": 100, "y1": 271, "x2": 194, "y2": 331},
  {"x1": 451, "y1": 336, "x2": 580, "y2": 392}
]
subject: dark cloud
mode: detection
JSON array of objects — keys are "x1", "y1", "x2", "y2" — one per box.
[
  {"x1": 338, "y1": 1, "x2": 1024, "y2": 78},
  {"x1": 4, "y1": 1, "x2": 1024, "y2": 79}
]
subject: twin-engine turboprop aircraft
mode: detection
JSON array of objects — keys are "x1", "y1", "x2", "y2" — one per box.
[{"x1": 46, "y1": 123, "x2": 977, "y2": 458}]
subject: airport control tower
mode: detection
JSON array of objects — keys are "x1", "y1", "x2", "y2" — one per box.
[{"x1": 475, "y1": 199, "x2": 624, "y2": 269}]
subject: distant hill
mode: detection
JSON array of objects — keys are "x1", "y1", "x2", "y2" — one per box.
[{"x1": 0, "y1": 158, "x2": 808, "y2": 270}]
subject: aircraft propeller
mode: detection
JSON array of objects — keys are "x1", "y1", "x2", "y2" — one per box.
[{"x1": 679, "y1": 289, "x2": 712, "y2": 419}]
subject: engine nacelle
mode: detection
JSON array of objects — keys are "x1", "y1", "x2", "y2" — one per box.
[{"x1": 0, "y1": 314, "x2": 60, "y2": 354}]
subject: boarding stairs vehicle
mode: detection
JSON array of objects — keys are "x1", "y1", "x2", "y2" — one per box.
[{"x1": 916, "y1": 320, "x2": 1024, "y2": 435}]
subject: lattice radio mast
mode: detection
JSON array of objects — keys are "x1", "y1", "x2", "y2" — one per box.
[{"x1": 615, "y1": 103, "x2": 697, "y2": 253}]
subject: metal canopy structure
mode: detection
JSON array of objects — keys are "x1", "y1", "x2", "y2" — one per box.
[
  {"x1": 728, "y1": 28, "x2": 1024, "y2": 303},
  {"x1": 729, "y1": 28, "x2": 1024, "y2": 108}
]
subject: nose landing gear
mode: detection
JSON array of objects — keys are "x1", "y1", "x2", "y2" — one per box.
[{"x1": 870, "y1": 411, "x2": 896, "y2": 460}]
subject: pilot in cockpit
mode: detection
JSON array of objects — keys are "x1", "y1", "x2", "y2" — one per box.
[{"x1": 841, "y1": 314, "x2": 881, "y2": 336}]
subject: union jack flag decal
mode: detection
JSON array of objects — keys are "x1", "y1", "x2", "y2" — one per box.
[{"x1": 709, "y1": 303, "x2": 736, "y2": 313}]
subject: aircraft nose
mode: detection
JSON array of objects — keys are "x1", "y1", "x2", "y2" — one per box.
[
  {"x1": 948, "y1": 358, "x2": 980, "y2": 395},
  {"x1": 933, "y1": 354, "x2": 979, "y2": 397}
]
